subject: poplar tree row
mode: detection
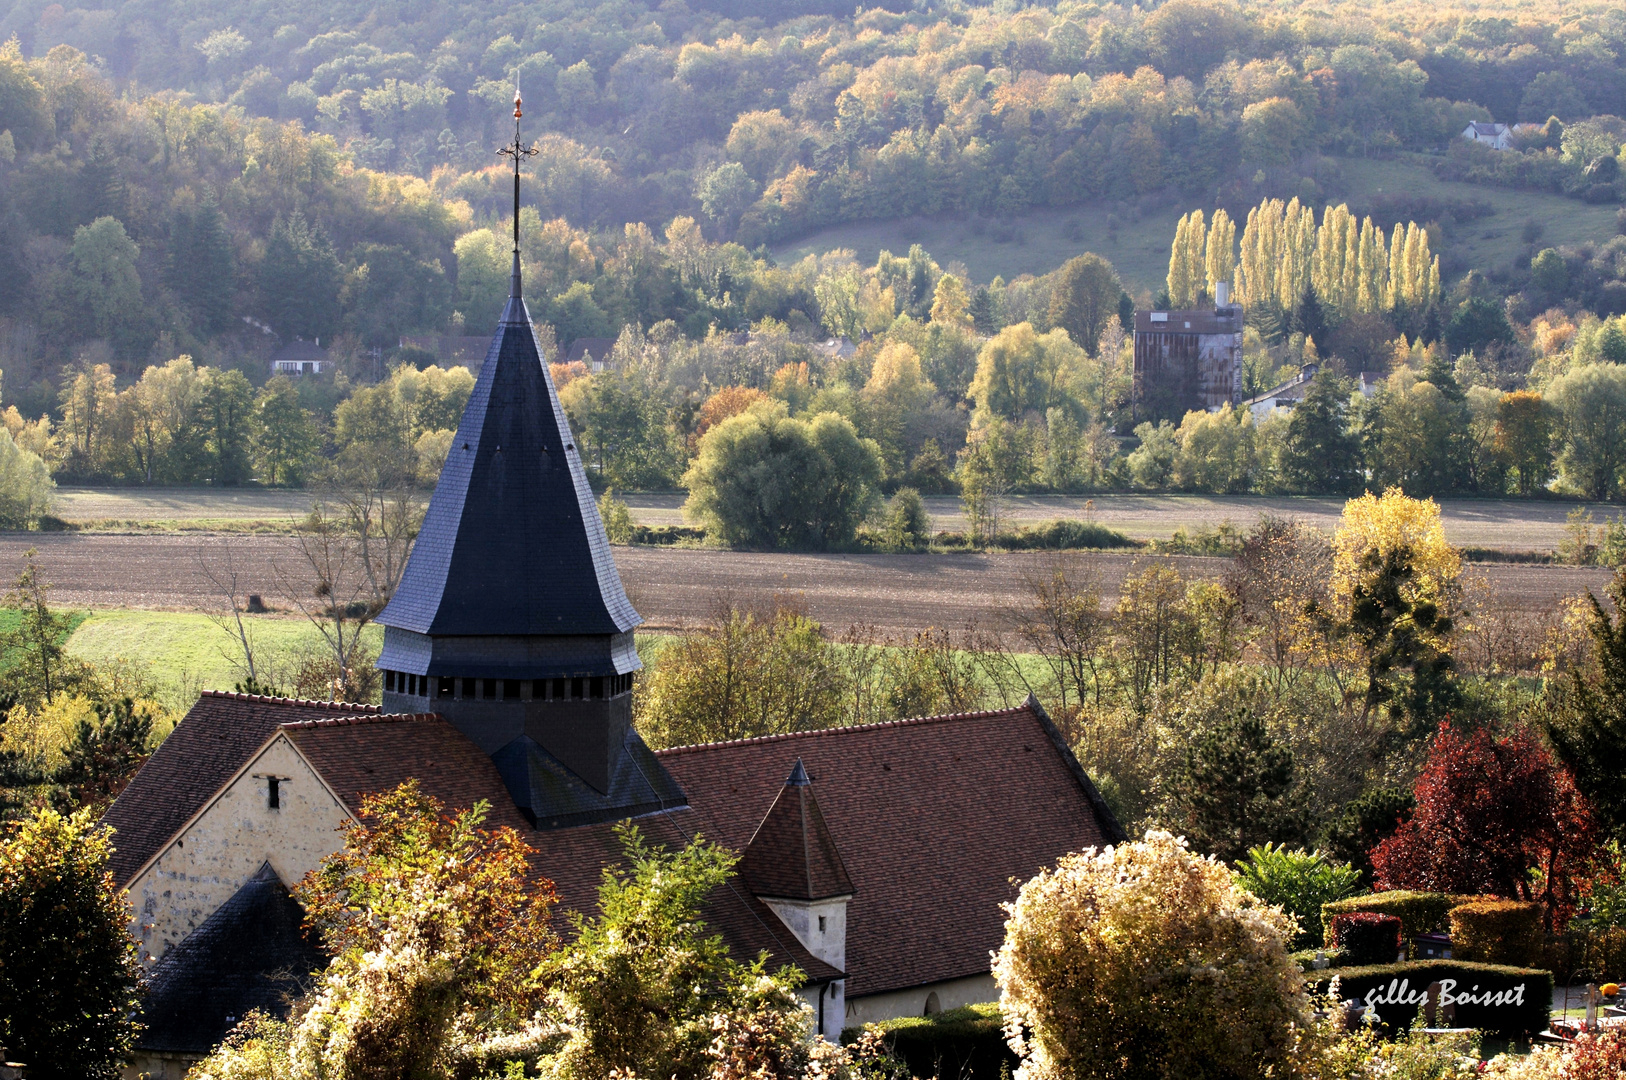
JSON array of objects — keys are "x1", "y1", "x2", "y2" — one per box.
[{"x1": 1166, "y1": 201, "x2": 1442, "y2": 332}]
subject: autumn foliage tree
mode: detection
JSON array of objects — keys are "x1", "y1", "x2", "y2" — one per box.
[
  {"x1": 0, "y1": 807, "x2": 143, "y2": 1080},
  {"x1": 1371, "y1": 722, "x2": 1598, "y2": 925},
  {"x1": 192, "y1": 781, "x2": 556, "y2": 1080}
]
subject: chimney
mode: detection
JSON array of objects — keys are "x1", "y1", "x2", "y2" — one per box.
[{"x1": 1214, "y1": 281, "x2": 1229, "y2": 308}]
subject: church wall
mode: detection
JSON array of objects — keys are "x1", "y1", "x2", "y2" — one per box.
[
  {"x1": 127, "y1": 736, "x2": 350, "y2": 965},
  {"x1": 762, "y1": 895, "x2": 849, "y2": 1038},
  {"x1": 843, "y1": 973, "x2": 999, "y2": 1028}
]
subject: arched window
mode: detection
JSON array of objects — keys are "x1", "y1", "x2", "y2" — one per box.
[{"x1": 923, "y1": 992, "x2": 941, "y2": 1016}]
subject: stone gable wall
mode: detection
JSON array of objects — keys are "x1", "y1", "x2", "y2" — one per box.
[{"x1": 126, "y1": 736, "x2": 350, "y2": 965}]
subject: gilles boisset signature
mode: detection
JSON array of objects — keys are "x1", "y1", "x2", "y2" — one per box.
[{"x1": 1363, "y1": 978, "x2": 1528, "y2": 1018}]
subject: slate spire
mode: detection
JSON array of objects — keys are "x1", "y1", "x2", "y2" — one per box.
[
  {"x1": 739, "y1": 759, "x2": 855, "y2": 901},
  {"x1": 375, "y1": 94, "x2": 679, "y2": 818}
]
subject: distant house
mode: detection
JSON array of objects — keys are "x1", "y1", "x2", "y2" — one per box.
[
  {"x1": 564, "y1": 336, "x2": 616, "y2": 372},
  {"x1": 1243, "y1": 364, "x2": 1318, "y2": 419},
  {"x1": 1132, "y1": 282, "x2": 1244, "y2": 422},
  {"x1": 1462, "y1": 122, "x2": 1514, "y2": 151},
  {"x1": 269, "y1": 339, "x2": 329, "y2": 376}
]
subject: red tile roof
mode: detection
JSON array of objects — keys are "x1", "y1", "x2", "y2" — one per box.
[
  {"x1": 106, "y1": 694, "x2": 1119, "y2": 1002},
  {"x1": 657, "y1": 702, "x2": 1123, "y2": 998},
  {"x1": 280, "y1": 713, "x2": 531, "y2": 832},
  {"x1": 518, "y1": 809, "x2": 842, "y2": 984},
  {"x1": 102, "y1": 692, "x2": 379, "y2": 886},
  {"x1": 739, "y1": 759, "x2": 854, "y2": 902}
]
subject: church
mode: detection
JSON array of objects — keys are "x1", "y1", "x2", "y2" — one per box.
[{"x1": 101, "y1": 104, "x2": 1124, "y2": 1079}]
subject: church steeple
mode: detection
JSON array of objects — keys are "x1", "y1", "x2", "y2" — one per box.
[{"x1": 375, "y1": 95, "x2": 683, "y2": 825}]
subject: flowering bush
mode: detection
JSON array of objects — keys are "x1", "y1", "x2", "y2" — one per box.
[
  {"x1": 1483, "y1": 1029, "x2": 1626, "y2": 1079},
  {"x1": 993, "y1": 830, "x2": 1309, "y2": 1080}
]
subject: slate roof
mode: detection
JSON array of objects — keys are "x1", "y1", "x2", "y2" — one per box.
[
  {"x1": 103, "y1": 693, "x2": 379, "y2": 886},
  {"x1": 658, "y1": 701, "x2": 1125, "y2": 998},
  {"x1": 491, "y1": 730, "x2": 687, "y2": 830},
  {"x1": 563, "y1": 336, "x2": 616, "y2": 366},
  {"x1": 738, "y1": 759, "x2": 855, "y2": 902},
  {"x1": 138, "y1": 863, "x2": 327, "y2": 1054},
  {"x1": 378, "y1": 292, "x2": 639, "y2": 639},
  {"x1": 270, "y1": 339, "x2": 328, "y2": 363}
]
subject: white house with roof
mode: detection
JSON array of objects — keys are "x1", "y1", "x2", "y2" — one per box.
[{"x1": 1462, "y1": 122, "x2": 1514, "y2": 150}]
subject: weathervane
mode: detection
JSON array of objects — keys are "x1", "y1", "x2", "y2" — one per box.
[{"x1": 497, "y1": 80, "x2": 538, "y2": 297}]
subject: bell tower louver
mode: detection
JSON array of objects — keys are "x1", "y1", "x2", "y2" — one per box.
[{"x1": 376, "y1": 90, "x2": 684, "y2": 827}]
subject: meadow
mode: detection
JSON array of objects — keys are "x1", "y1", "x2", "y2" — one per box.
[{"x1": 773, "y1": 157, "x2": 1622, "y2": 296}]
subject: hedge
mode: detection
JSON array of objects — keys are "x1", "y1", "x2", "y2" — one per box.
[
  {"x1": 1450, "y1": 900, "x2": 1543, "y2": 968},
  {"x1": 842, "y1": 1004, "x2": 1016, "y2": 1080},
  {"x1": 1305, "y1": 960, "x2": 1553, "y2": 1036},
  {"x1": 1332, "y1": 913, "x2": 1404, "y2": 966},
  {"x1": 1321, "y1": 891, "x2": 1475, "y2": 948}
]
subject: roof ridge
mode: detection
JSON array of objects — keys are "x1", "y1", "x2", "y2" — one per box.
[
  {"x1": 655, "y1": 703, "x2": 1036, "y2": 757},
  {"x1": 200, "y1": 690, "x2": 382, "y2": 712},
  {"x1": 279, "y1": 712, "x2": 443, "y2": 730}
]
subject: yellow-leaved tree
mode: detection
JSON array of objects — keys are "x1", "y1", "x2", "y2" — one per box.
[
  {"x1": 1330, "y1": 488, "x2": 1464, "y2": 730},
  {"x1": 1330, "y1": 487, "x2": 1461, "y2": 613}
]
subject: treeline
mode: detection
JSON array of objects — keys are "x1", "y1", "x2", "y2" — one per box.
[
  {"x1": 7, "y1": 0, "x2": 1626, "y2": 242},
  {"x1": 6, "y1": 0, "x2": 1626, "y2": 391},
  {"x1": 22, "y1": 358, "x2": 473, "y2": 487},
  {"x1": 7, "y1": 205, "x2": 1626, "y2": 524}
]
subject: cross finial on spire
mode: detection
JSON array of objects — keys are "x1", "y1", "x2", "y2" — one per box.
[{"x1": 496, "y1": 74, "x2": 538, "y2": 300}]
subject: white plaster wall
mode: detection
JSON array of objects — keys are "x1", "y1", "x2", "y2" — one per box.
[
  {"x1": 843, "y1": 974, "x2": 999, "y2": 1029},
  {"x1": 763, "y1": 896, "x2": 849, "y2": 1039},
  {"x1": 127, "y1": 736, "x2": 351, "y2": 966}
]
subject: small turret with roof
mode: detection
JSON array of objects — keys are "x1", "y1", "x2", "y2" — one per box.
[{"x1": 377, "y1": 91, "x2": 683, "y2": 827}]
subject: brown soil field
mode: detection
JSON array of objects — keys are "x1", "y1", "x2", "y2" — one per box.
[
  {"x1": 624, "y1": 493, "x2": 1613, "y2": 552},
  {"x1": 52, "y1": 487, "x2": 1613, "y2": 554},
  {"x1": 0, "y1": 533, "x2": 1611, "y2": 636}
]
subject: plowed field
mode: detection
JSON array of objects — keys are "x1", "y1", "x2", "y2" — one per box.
[{"x1": 0, "y1": 534, "x2": 1610, "y2": 636}]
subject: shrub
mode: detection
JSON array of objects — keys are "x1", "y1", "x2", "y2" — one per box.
[
  {"x1": 1451, "y1": 900, "x2": 1544, "y2": 968},
  {"x1": 1321, "y1": 890, "x2": 1469, "y2": 948},
  {"x1": 999, "y1": 519, "x2": 1135, "y2": 551},
  {"x1": 994, "y1": 830, "x2": 1307, "y2": 1080},
  {"x1": 682, "y1": 402, "x2": 884, "y2": 550},
  {"x1": 0, "y1": 807, "x2": 143, "y2": 1080},
  {"x1": 1331, "y1": 912, "x2": 1403, "y2": 966},
  {"x1": 1304, "y1": 960, "x2": 1553, "y2": 1036},
  {"x1": 1483, "y1": 1030, "x2": 1626, "y2": 1080},
  {"x1": 1235, "y1": 844, "x2": 1363, "y2": 950},
  {"x1": 597, "y1": 490, "x2": 634, "y2": 545},
  {"x1": 0, "y1": 428, "x2": 53, "y2": 527},
  {"x1": 881, "y1": 487, "x2": 930, "y2": 551},
  {"x1": 842, "y1": 1004, "x2": 1014, "y2": 1080}
]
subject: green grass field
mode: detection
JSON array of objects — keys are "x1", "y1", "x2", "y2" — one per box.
[
  {"x1": 63, "y1": 611, "x2": 384, "y2": 709},
  {"x1": 1339, "y1": 156, "x2": 1621, "y2": 275},
  {"x1": 773, "y1": 155, "x2": 1621, "y2": 294},
  {"x1": 774, "y1": 202, "x2": 1182, "y2": 296},
  {"x1": 59, "y1": 609, "x2": 1050, "y2": 720}
]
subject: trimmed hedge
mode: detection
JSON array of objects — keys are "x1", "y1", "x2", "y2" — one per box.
[
  {"x1": 842, "y1": 1004, "x2": 1016, "y2": 1080},
  {"x1": 1305, "y1": 960, "x2": 1553, "y2": 1036},
  {"x1": 1450, "y1": 900, "x2": 1543, "y2": 968},
  {"x1": 1332, "y1": 912, "x2": 1404, "y2": 966},
  {"x1": 1321, "y1": 891, "x2": 1475, "y2": 948}
]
